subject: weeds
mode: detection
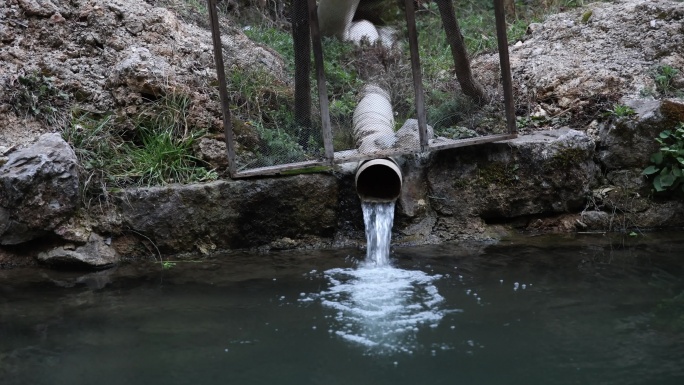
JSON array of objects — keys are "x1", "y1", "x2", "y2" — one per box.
[
  {"x1": 253, "y1": 121, "x2": 308, "y2": 166},
  {"x1": 642, "y1": 124, "x2": 684, "y2": 193},
  {"x1": 62, "y1": 92, "x2": 217, "y2": 200},
  {"x1": 119, "y1": 125, "x2": 216, "y2": 186},
  {"x1": 7, "y1": 73, "x2": 70, "y2": 125},
  {"x1": 653, "y1": 65, "x2": 681, "y2": 97},
  {"x1": 605, "y1": 104, "x2": 636, "y2": 118}
]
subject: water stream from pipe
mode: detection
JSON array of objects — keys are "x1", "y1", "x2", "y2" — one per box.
[
  {"x1": 303, "y1": 201, "x2": 452, "y2": 355},
  {"x1": 362, "y1": 202, "x2": 395, "y2": 267}
]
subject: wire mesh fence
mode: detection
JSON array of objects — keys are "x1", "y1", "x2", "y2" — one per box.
[{"x1": 207, "y1": 0, "x2": 516, "y2": 178}]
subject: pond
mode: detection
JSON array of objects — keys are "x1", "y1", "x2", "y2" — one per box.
[{"x1": 1, "y1": 232, "x2": 683, "y2": 385}]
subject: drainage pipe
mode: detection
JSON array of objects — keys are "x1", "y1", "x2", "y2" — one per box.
[
  {"x1": 353, "y1": 85, "x2": 402, "y2": 203},
  {"x1": 317, "y1": 2, "x2": 403, "y2": 202},
  {"x1": 355, "y1": 158, "x2": 402, "y2": 203},
  {"x1": 318, "y1": 0, "x2": 393, "y2": 46},
  {"x1": 317, "y1": 0, "x2": 360, "y2": 40}
]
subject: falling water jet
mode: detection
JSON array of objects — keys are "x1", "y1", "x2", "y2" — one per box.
[{"x1": 361, "y1": 201, "x2": 395, "y2": 267}]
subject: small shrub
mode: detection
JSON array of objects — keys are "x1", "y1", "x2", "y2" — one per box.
[
  {"x1": 62, "y1": 112, "x2": 123, "y2": 200},
  {"x1": 642, "y1": 124, "x2": 684, "y2": 193},
  {"x1": 254, "y1": 122, "x2": 308, "y2": 166}
]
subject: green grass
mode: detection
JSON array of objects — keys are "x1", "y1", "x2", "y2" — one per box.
[{"x1": 62, "y1": 92, "x2": 217, "y2": 200}]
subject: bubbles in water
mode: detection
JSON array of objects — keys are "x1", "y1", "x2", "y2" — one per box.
[
  {"x1": 301, "y1": 264, "x2": 457, "y2": 355},
  {"x1": 297, "y1": 201, "x2": 461, "y2": 354}
]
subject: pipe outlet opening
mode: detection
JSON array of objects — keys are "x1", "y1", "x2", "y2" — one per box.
[{"x1": 355, "y1": 158, "x2": 402, "y2": 203}]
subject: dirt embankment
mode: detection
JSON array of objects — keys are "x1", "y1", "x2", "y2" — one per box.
[{"x1": 1, "y1": 0, "x2": 283, "y2": 149}]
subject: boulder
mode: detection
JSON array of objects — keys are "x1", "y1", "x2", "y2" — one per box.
[
  {"x1": 598, "y1": 99, "x2": 680, "y2": 171},
  {"x1": 0, "y1": 133, "x2": 79, "y2": 245},
  {"x1": 37, "y1": 233, "x2": 120, "y2": 269}
]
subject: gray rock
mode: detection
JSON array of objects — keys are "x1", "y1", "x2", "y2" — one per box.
[
  {"x1": 598, "y1": 99, "x2": 673, "y2": 170},
  {"x1": 395, "y1": 119, "x2": 434, "y2": 149},
  {"x1": 107, "y1": 46, "x2": 175, "y2": 99},
  {"x1": 17, "y1": 0, "x2": 60, "y2": 17},
  {"x1": 110, "y1": 175, "x2": 338, "y2": 253},
  {"x1": 37, "y1": 233, "x2": 120, "y2": 269},
  {"x1": 197, "y1": 137, "x2": 229, "y2": 171},
  {"x1": 633, "y1": 202, "x2": 684, "y2": 228},
  {"x1": 426, "y1": 128, "x2": 601, "y2": 239},
  {"x1": 0, "y1": 133, "x2": 79, "y2": 245},
  {"x1": 475, "y1": 0, "x2": 684, "y2": 103},
  {"x1": 606, "y1": 169, "x2": 649, "y2": 191},
  {"x1": 580, "y1": 210, "x2": 612, "y2": 230}
]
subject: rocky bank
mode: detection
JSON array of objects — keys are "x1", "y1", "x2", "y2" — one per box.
[{"x1": 1, "y1": 0, "x2": 684, "y2": 268}]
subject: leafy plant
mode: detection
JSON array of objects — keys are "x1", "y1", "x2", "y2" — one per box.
[
  {"x1": 253, "y1": 122, "x2": 308, "y2": 165},
  {"x1": 642, "y1": 124, "x2": 684, "y2": 192},
  {"x1": 605, "y1": 104, "x2": 636, "y2": 118}
]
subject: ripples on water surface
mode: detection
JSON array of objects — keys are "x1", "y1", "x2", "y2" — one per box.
[{"x1": 2, "y1": 233, "x2": 684, "y2": 385}]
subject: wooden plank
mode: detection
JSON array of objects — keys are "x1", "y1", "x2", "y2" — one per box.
[
  {"x1": 333, "y1": 148, "x2": 422, "y2": 164},
  {"x1": 232, "y1": 160, "x2": 332, "y2": 178},
  {"x1": 233, "y1": 133, "x2": 517, "y2": 175},
  {"x1": 427, "y1": 134, "x2": 516, "y2": 151},
  {"x1": 206, "y1": 0, "x2": 237, "y2": 177}
]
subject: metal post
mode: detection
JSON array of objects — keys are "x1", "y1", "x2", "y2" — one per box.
[
  {"x1": 493, "y1": 0, "x2": 517, "y2": 135},
  {"x1": 307, "y1": 0, "x2": 334, "y2": 161},
  {"x1": 403, "y1": 0, "x2": 428, "y2": 151},
  {"x1": 207, "y1": 0, "x2": 237, "y2": 175}
]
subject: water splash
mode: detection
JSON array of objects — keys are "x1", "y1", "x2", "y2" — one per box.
[
  {"x1": 316, "y1": 266, "x2": 452, "y2": 354},
  {"x1": 299, "y1": 200, "x2": 457, "y2": 355}
]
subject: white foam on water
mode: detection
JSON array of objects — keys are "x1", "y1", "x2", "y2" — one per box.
[
  {"x1": 299, "y1": 201, "x2": 460, "y2": 354},
  {"x1": 308, "y1": 265, "x2": 458, "y2": 355}
]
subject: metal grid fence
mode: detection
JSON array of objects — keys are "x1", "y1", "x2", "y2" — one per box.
[{"x1": 207, "y1": 0, "x2": 516, "y2": 178}]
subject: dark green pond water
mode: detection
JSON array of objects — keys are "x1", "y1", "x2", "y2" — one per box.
[{"x1": 1, "y1": 233, "x2": 684, "y2": 385}]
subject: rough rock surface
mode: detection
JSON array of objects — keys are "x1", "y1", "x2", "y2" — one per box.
[
  {"x1": 599, "y1": 98, "x2": 680, "y2": 170},
  {"x1": 37, "y1": 232, "x2": 120, "y2": 268},
  {"x1": 107, "y1": 174, "x2": 338, "y2": 253},
  {"x1": 425, "y1": 128, "x2": 601, "y2": 239},
  {"x1": 475, "y1": 0, "x2": 684, "y2": 127},
  {"x1": 0, "y1": 0, "x2": 284, "y2": 147},
  {"x1": 0, "y1": 133, "x2": 79, "y2": 245}
]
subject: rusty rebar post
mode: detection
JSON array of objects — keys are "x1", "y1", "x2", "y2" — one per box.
[
  {"x1": 493, "y1": 0, "x2": 517, "y2": 134},
  {"x1": 403, "y1": 0, "x2": 428, "y2": 151},
  {"x1": 207, "y1": 0, "x2": 237, "y2": 175}
]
